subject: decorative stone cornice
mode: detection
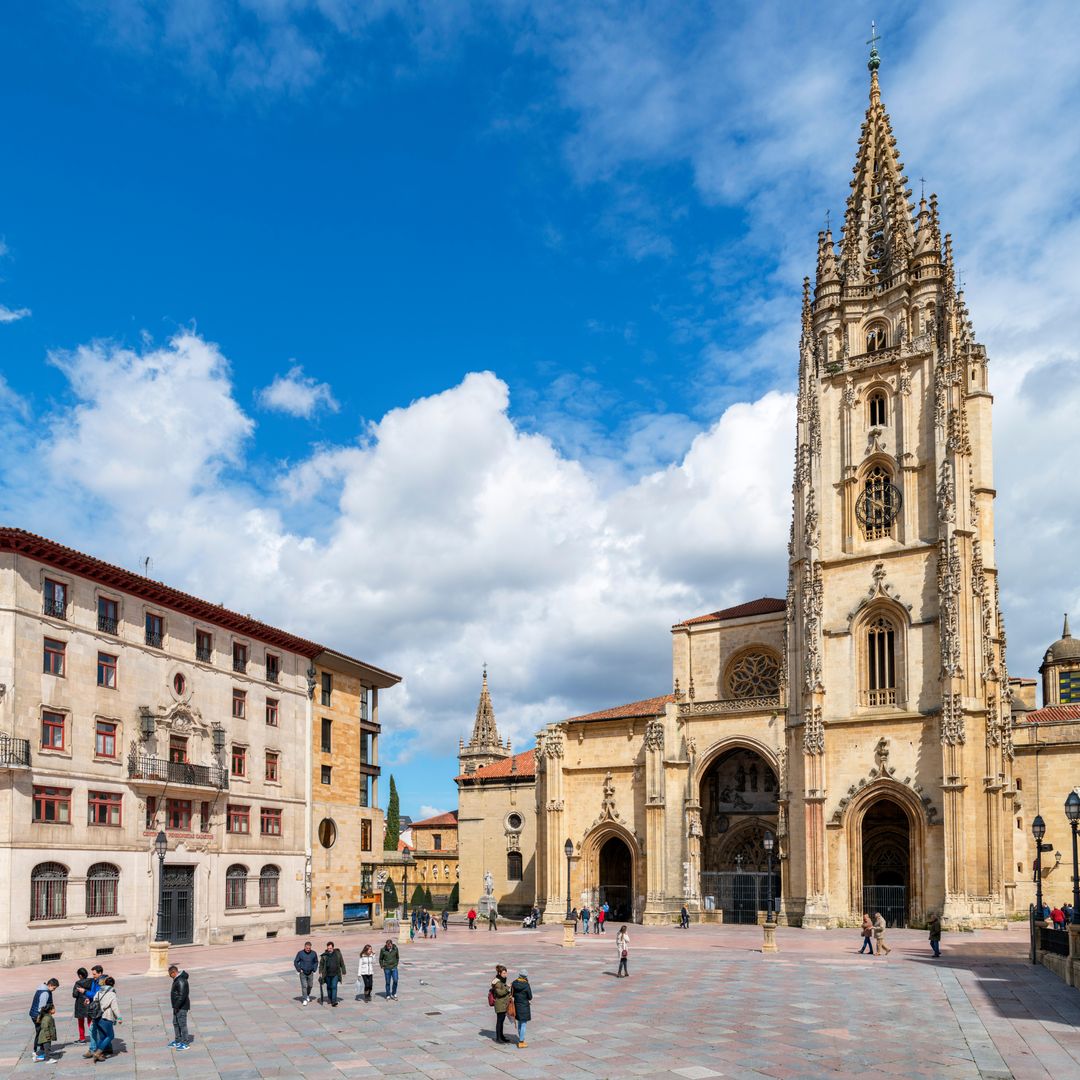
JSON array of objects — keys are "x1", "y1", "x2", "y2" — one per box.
[{"x1": 676, "y1": 695, "x2": 781, "y2": 717}]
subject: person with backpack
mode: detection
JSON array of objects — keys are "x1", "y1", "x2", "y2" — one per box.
[
  {"x1": 293, "y1": 941, "x2": 319, "y2": 1006},
  {"x1": 29, "y1": 978, "x2": 59, "y2": 1058},
  {"x1": 81, "y1": 967, "x2": 105, "y2": 1058},
  {"x1": 489, "y1": 964, "x2": 511, "y2": 1043},
  {"x1": 379, "y1": 939, "x2": 400, "y2": 1000},
  {"x1": 90, "y1": 977, "x2": 121, "y2": 1062},
  {"x1": 166, "y1": 965, "x2": 191, "y2": 1049},
  {"x1": 319, "y1": 941, "x2": 346, "y2": 1007},
  {"x1": 73, "y1": 967, "x2": 93, "y2": 1043}
]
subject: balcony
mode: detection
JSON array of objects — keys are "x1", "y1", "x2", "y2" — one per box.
[
  {"x1": 43, "y1": 599, "x2": 67, "y2": 619},
  {"x1": 97, "y1": 614, "x2": 118, "y2": 634},
  {"x1": 196, "y1": 646, "x2": 213, "y2": 663},
  {"x1": 233, "y1": 657, "x2": 247, "y2": 674},
  {"x1": 0, "y1": 733, "x2": 31, "y2": 768},
  {"x1": 863, "y1": 689, "x2": 897, "y2": 707},
  {"x1": 145, "y1": 630, "x2": 164, "y2": 649},
  {"x1": 128, "y1": 750, "x2": 228, "y2": 791},
  {"x1": 266, "y1": 667, "x2": 279, "y2": 684}
]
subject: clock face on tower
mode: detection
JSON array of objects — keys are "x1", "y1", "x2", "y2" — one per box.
[{"x1": 856, "y1": 478, "x2": 903, "y2": 535}]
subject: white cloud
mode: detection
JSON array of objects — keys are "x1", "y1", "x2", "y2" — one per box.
[
  {"x1": 0, "y1": 305, "x2": 31, "y2": 323},
  {"x1": 257, "y1": 364, "x2": 339, "y2": 418},
  {"x1": 416, "y1": 805, "x2": 448, "y2": 821}
]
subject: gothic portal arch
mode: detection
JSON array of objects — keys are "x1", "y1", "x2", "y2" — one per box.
[{"x1": 581, "y1": 821, "x2": 641, "y2": 923}]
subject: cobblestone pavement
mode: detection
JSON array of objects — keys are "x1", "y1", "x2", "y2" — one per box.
[{"x1": 1, "y1": 921, "x2": 1077, "y2": 1079}]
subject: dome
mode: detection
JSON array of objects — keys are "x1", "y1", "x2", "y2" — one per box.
[{"x1": 1044, "y1": 615, "x2": 1080, "y2": 663}]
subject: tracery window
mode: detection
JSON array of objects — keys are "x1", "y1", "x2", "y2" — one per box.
[
  {"x1": 726, "y1": 651, "x2": 781, "y2": 699},
  {"x1": 858, "y1": 464, "x2": 900, "y2": 540},
  {"x1": 865, "y1": 615, "x2": 897, "y2": 706},
  {"x1": 868, "y1": 391, "x2": 887, "y2": 427},
  {"x1": 866, "y1": 323, "x2": 888, "y2": 353}
]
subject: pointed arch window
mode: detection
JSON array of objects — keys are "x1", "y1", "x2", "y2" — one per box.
[
  {"x1": 868, "y1": 391, "x2": 887, "y2": 427},
  {"x1": 865, "y1": 616, "x2": 897, "y2": 706},
  {"x1": 866, "y1": 323, "x2": 888, "y2": 353},
  {"x1": 857, "y1": 464, "x2": 900, "y2": 540}
]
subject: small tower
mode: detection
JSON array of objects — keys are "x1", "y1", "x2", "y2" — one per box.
[
  {"x1": 1040, "y1": 615, "x2": 1080, "y2": 705},
  {"x1": 458, "y1": 667, "x2": 511, "y2": 775}
]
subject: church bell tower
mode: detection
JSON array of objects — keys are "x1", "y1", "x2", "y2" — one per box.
[{"x1": 784, "y1": 40, "x2": 1013, "y2": 927}]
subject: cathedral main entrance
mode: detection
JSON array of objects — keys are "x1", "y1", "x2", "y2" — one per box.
[
  {"x1": 597, "y1": 836, "x2": 633, "y2": 922},
  {"x1": 699, "y1": 746, "x2": 780, "y2": 923},
  {"x1": 861, "y1": 797, "x2": 910, "y2": 927}
]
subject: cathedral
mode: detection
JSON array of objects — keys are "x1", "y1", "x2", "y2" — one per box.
[{"x1": 458, "y1": 49, "x2": 1080, "y2": 929}]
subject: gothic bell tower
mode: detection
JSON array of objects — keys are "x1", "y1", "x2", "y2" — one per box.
[
  {"x1": 784, "y1": 41, "x2": 1013, "y2": 927},
  {"x1": 458, "y1": 668, "x2": 511, "y2": 775}
]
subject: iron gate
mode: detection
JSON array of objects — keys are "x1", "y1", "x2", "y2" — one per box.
[
  {"x1": 701, "y1": 872, "x2": 781, "y2": 924},
  {"x1": 161, "y1": 866, "x2": 195, "y2": 945},
  {"x1": 862, "y1": 885, "x2": 906, "y2": 927}
]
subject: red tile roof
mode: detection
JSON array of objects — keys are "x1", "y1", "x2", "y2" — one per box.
[
  {"x1": 1017, "y1": 704, "x2": 1080, "y2": 725},
  {"x1": 565, "y1": 694, "x2": 673, "y2": 724},
  {"x1": 456, "y1": 748, "x2": 536, "y2": 783},
  {"x1": 677, "y1": 597, "x2": 786, "y2": 627},
  {"x1": 411, "y1": 810, "x2": 459, "y2": 829},
  {"x1": 398, "y1": 839, "x2": 412, "y2": 853}
]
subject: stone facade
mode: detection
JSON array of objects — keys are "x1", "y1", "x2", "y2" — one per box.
[{"x1": 409, "y1": 810, "x2": 459, "y2": 907}]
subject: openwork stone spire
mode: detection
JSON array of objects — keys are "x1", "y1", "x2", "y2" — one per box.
[{"x1": 470, "y1": 666, "x2": 500, "y2": 747}]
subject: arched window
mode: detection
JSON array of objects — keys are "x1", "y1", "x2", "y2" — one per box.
[
  {"x1": 258, "y1": 865, "x2": 279, "y2": 908},
  {"x1": 31, "y1": 862, "x2": 68, "y2": 921},
  {"x1": 86, "y1": 862, "x2": 119, "y2": 917},
  {"x1": 866, "y1": 323, "x2": 888, "y2": 353},
  {"x1": 865, "y1": 616, "x2": 897, "y2": 706},
  {"x1": 225, "y1": 864, "x2": 248, "y2": 910},
  {"x1": 507, "y1": 851, "x2": 523, "y2": 882},
  {"x1": 859, "y1": 464, "x2": 900, "y2": 540},
  {"x1": 725, "y1": 650, "x2": 781, "y2": 699},
  {"x1": 868, "y1": 391, "x2": 887, "y2": 427}
]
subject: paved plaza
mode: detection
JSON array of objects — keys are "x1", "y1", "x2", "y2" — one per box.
[{"x1": 1, "y1": 921, "x2": 1078, "y2": 1079}]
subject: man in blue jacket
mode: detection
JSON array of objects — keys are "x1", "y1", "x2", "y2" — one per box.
[
  {"x1": 293, "y1": 941, "x2": 319, "y2": 1006},
  {"x1": 29, "y1": 979, "x2": 59, "y2": 1055}
]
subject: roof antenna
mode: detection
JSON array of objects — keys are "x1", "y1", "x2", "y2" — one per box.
[{"x1": 143, "y1": 556, "x2": 152, "y2": 577}]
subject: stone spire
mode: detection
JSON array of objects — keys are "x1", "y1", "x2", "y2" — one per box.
[
  {"x1": 1064, "y1": 613, "x2": 1072, "y2": 640},
  {"x1": 458, "y1": 666, "x2": 511, "y2": 775}
]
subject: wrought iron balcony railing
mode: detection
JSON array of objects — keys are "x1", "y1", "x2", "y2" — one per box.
[
  {"x1": 265, "y1": 668, "x2": 279, "y2": 684},
  {"x1": 196, "y1": 646, "x2": 213, "y2": 662},
  {"x1": 0, "y1": 733, "x2": 31, "y2": 768},
  {"x1": 43, "y1": 599, "x2": 67, "y2": 619},
  {"x1": 233, "y1": 657, "x2": 246, "y2": 673},
  {"x1": 145, "y1": 630, "x2": 164, "y2": 648},
  {"x1": 128, "y1": 750, "x2": 228, "y2": 790},
  {"x1": 97, "y1": 614, "x2": 118, "y2": 634}
]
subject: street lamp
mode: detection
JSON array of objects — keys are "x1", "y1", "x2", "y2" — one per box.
[
  {"x1": 763, "y1": 831, "x2": 776, "y2": 922},
  {"x1": 402, "y1": 850, "x2": 413, "y2": 921},
  {"x1": 1033, "y1": 814, "x2": 1046, "y2": 917},
  {"x1": 153, "y1": 830, "x2": 168, "y2": 941},
  {"x1": 1066, "y1": 792, "x2": 1080, "y2": 924},
  {"x1": 564, "y1": 838, "x2": 574, "y2": 921}
]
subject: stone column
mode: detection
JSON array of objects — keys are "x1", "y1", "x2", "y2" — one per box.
[{"x1": 643, "y1": 717, "x2": 667, "y2": 924}]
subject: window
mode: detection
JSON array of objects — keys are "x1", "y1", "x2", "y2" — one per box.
[
  {"x1": 321, "y1": 717, "x2": 332, "y2": 753},
  {"x1": 359, "y1": 732, "x2": 371, "y2": 765},
  {"x1": 145, "y1": 612, "x2": 164, "y2": 648},
  {"x1": 361, "y1": 819, "x2": 372, "y2": 851},
  {"x1": 196, "y1": 629, "x2": 213, "y2": 663},
  {"x1": 265, "y1": 654, "x2": 279, "y2": 683},
  {"x1": 359, "y1": 773, "x2": 371, "y2": 808},
  {"x1": 265, "y1": 750, "x2": 280, "y2": 782},
  {"x1": 33, "y1": 786, "x2": 71, "y2": 823},
  {"x1": 227, "y1": 804, "x2": 250, "y2": 834},
  {"x1": 169, "y1": 736, "x2": 188, "y2": 764},
  {"x1": 321, "y1": 672, "x2": 332, "y2": 706},
  {"x1": 434, "y1": 834, "x2": 442, "y2": 851},
  {"x1": 41, "y1": 710, "x2": 65, "y2": 750},
  {"x1": 145, "y1": 796, "x2": 157, "y2": 830},
  {"x1": 231, "y1": 745, "x2": 247, "y2": 778},
  {"x1": 30, "y1": 863, "x2": 68, "y2": 921},
  {"x1": 95, "y1": 719, "x2": 117, "y2": 758},
  {"x1": 199, "y1": 800, "x2": 211, "y2": 832},
  {"x1": 259, "y1": 865, "x2": 280, "y2": 907},
  {"x1": 726, "y1": 650, "x2": 781, "y2": 699},
  {"x1": 85, "y1": 863, "x2": 119, "y2": 917},
  {"x1": 166, "y1": 798, "x2": 192, "y2": 831},
  {"x1": 318, "y1": 818, "x2": 337, "y2": 848},
  {"x1": 43, "y1": 579, "x2": 67, "y2": 618},
  {"x1": 860, "y1": 464, "x2": 899, "y2": 540},
  {"x1": 260, "y1": 807, "x2": 282, "y2": 836},
  {"x1": 359, "y1": 687, "x2": 370, "y2": 721},
  {"x1": 866, "y1": 615, "x2": 897, "y2": 706},
  {"x1": 43, "y1": 638, "x2": 66, "y2": 676},
  {"x1": 97, "y1": 596, "x2": 118, "y2": 634},
  {"x1": 233, "y1": 642, "x2": 248, "y2": 673},
  {"x1": 506, "y1": 812, "x2": 523, "y2": 832},
  {"x1": 172, "y1": 673, "x2": 186, "y2": 696},
  {"x1": 265, "y1": 698, "x2": 279, "y2": 726},
  {"x1": 868, "y1": 391, "x2": 888, "y2": 427},
  {"x1": 225, "y1": 864, "x2": 248, "y2": 910},
  {"x1": 866, "y1": 324, "x2": 888, "y2": 353},
  {"x1": 321, "y1": 765, "x2": 332, "y2": 785},
  {"x1": 97, "y1": 652, "x2": 118, "y2": 689},
  {"x1": 507, "y1": 851, "x2": 523, "y2": 881},
  {"x1": 88, "y1": 791, "x2": 122, "y2": 827},
  {"x1": 232, "y1": 688, "x2": 247, "y2": 719}
]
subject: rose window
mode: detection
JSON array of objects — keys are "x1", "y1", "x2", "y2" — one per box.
[{"x1": 727, "y1": 652, "x2": 781, "y2": 698}]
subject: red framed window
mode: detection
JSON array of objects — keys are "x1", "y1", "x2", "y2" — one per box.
[
  {"x1": 227, "y1": 804, "x2": 250, "y2": 834},
  {"x1": 43, "y1": 578, "x2": 67, "y2": 618},
  {"x1": 145, "y1": 796, "x2": 157, "y2": 829},
  {"x1": 169, "y1": 736, "x2": 188, "y2": 764},
  {"x1": 166, "y1": 798, "x2": 192, "y2": 831},
  {"x1": 95, "y1": 719, "x2": 117, "y2": 758},
  {"x1": 232, "y1": 688, "x2": 246, "y2": 719},
  {"x1": 199, "y1": 800, "x2": 210, "y2": 833},
  {"x1": 43, "y1": 638, "x2": 65, "y2": 676},
  {"x1": 85, "y1": 863, "x2": 119, "y2": 917},
  {"x1": 33, "y1": 786, "x2": 71, "y2": 823},
  {"x1": 97, "y1": 596, "x2": 119, "y2": 634},
  {"x1": 265, "y1": 698, "x2": 279, "y2": 726},
  {"x1": 260, "y1": 807, "x2": 283, "y2": 836},
  {"x1": 97, "y1": 652, "x2": 118, "y2": 688},
  {"x1": 265, "y1": 751, "x2": 279, "y2": 782},
  {"x1": 41, "y1": 710, "x2": 65, "y2": 750},
  {"x1": 145, "y1": 612, "x2": 164, "y2": 648},
  {"x1": 259, "y1": 865, "x2": 280, "y2": 907},
  {"x1": 196, "y1": 629, "x2": 213, "y2": 662},
  {"x1": 225, "y1": 865, "x2": 247, "y2": 909},
  {"x1": 88, "y1": 791, "x2": 122, "y2": 827},
  {"x1": 30, "y1": 863, "x2": 68, "y2": 920},
  {"x1": 231, "y1": 744, "x2": 247, "y2": 777}
]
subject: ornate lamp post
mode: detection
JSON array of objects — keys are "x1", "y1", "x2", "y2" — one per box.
[
  {"x1": 1066, "y1": 792, "x2": 1080, "y2": 924},
  {"x1": 564, "y1": 839, "x2": 574, "y2": 920},
  {"x1": 763, "y1": 831, "x2": 776, "y2": 922},
  {"x1": 1033, "y1": 814, "x2": 1047, "y2": 917},
  {"x1": 401, "y1": 849, "x2": 414, "y2": 921},
  {"x1": 154, "y1": 830, "x2": 168, "y2": 940},
  {"x1": 761, "y1": 831, "x2": 778, "y2": 954}
]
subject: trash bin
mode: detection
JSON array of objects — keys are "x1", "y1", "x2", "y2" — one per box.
[{"x1": 295, "y1": 916, "x2": 311, "y2": 936}]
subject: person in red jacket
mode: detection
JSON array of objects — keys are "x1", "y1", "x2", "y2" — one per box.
[
  {"x1": 1051, "y1": 905, "x2": 1066, "y2": 930},
  {"x1": 467, "y1": 908, "x2": 477, "y2": 930}
]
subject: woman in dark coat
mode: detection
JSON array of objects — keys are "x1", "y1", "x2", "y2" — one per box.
[
  {"x1": 72, "y1": 967, "x2": 93, "y2": 1043},
  {"x1": 490, "y1": 964, "x2": 511, "y2": 1043},
  {"x1": 510, "y1": 970, "x2": 532, "y2": 1048}
]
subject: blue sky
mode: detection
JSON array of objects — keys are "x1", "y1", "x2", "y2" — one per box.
[{"x1": 2, "y1": 1, "x2": 1080, "y2": 819}]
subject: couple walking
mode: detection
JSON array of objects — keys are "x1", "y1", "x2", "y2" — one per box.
[{"x1": 859, "y1": 912, "x2": 891, "y2": 955}]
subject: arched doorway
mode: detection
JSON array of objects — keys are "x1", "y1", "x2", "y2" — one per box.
[
  {"x1": 861, "y1": 798, "x2": 910, "y2": 927},
  {"x1": 598, "y1": 836, "x2": 633, "y2": 922},
  {"x1": 699, "y1": 744, "x2": 780, "y2": 922}
]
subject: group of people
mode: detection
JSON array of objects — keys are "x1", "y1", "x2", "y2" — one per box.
[
  {"x1": 1038, "y1": 902, "x2": 1076, "y2": 928},
  {"x1": 409, "y1": 907, "x2": 447, "y2": 939},
  {"x1": 28, "y1": 963, "x2": 189, "y2": 1063},
  {"x1": 859, "y1": 911, "x2": 944, "y2": 958},
  {"x1": 293, "y1": 939, "x2": 403, "y2": 1006},
  {"x1": 575, "y1": 902, "x2": 609, "y2": 934},
  {"x1": 466, "y1": 906, "x2": 499, "y2": 930}
]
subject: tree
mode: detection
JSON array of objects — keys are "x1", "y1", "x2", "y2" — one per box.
[
  {"x1": 411, "y1": 883, "x2": 427, "y2": 907},
  {"x1": 424, "y1": 887, "x2": 434, "y2": 907},
  {"x1": 384, "y1": 775, "x2": 400, "y2": 851},
  {"x1": 447, "y1": 883, "x2": 459, "y2": 911},
  {"x1": 382, "y1": 878, "x2": 398, "y2": 910}
]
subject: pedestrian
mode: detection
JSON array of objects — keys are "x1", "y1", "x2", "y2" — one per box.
[
  {"x1": 73, "y1": 967, "x2": 93, "y2": 1044},
  {"x1": 872, "y1": 911, "x2": 891, "y2": 956},
  {"x1": 91, "y1": 976, "x2": 122, "y2": 1062},
  {"x1": 34, "y1": 1002, "x2": 57, "y2": 1063},
  {"x1": 319, "y1": 941, "x2": 346, "y2": 1007},
  {"x1": 570, "y1": 907, "x2": 578, "y2": 933},
  {"x1": 29, "y1": 977, "x2": 58, "y2": 1060},
  {"x1": 489, "y1": 964, "x2": 511, "y2": 1043},
  {"x1": 581, "y1": 905, "x2": 590, "y2": 934},
  {"x1": 859, "y1": 913, "x2": 874, "y2": 954},
  {"x1": 616, "y1": 925, "x2": 630, "y2": 977},
  {"x1": 510, "y1": 969, "x2": 532, "y2": 1048},
  {"x1": 601, "y1": 901, "x2": 609, "y2": 930},
  {"x1": 356, "y1": 945, "x2": 375, "y2": 1002},
  {"x1": 1065, "y1": 902, "x2": 1075, "y2": 925},
  {"x1": 82, "y1": 967, "x2": 105, "y2": 1058},
  {"x1": 430, "y1": 915, "x2": 438, "y2": 939},
  {"x1": 166, "y1": 964, "x2": 191, "y2": 1050},
  {"x1": 1051, "y1": 905, "x2": 1066, "y2": 931},
  {"x1": 441, "y1": 908, "x2": 449, "y2": 931},
  {"x1": 927, "y1": 911, "x2": 942, "y2": 958},
  {"x1": 293, "y1": 941, "x2": 319, "y2": 1006},
  {"x1": 468, "y1": 907, "x2": 477, "y2": 930},
  {"x1": 1040, "y1": 902, "x2": 1051, "y2": 922},
  {"x1": 379, "y1": 938, "x2": 400, "y2": 1000},
  {"x1": 488, "y1": 907, "x2": 498, "y2": 931},
  {"x1": 680, "y1": 904, "x2": 690, "y2": 929},
  {"x1": 595, "y1": 906, "x2": 605, "y2": 934}
]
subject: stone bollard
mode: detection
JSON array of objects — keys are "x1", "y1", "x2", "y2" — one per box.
[
  {"x1": 398, "y1": 920, "x2": 411, "y2": 945},
  {"x1": 762, "y1": 920, "x2": 778, "y2": 954},
  {"x1": 146, "y1": 939, "x2": 171, "y2": 976},
  {"x1": 562, "y1": 919, "x2": 576, "y2": 948}
]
